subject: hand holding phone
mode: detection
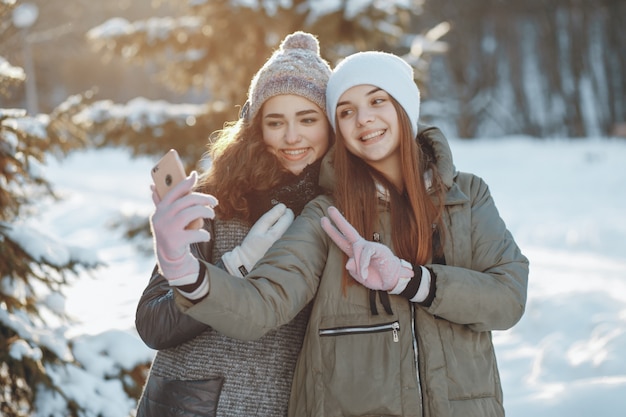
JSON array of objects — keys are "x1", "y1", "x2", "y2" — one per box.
[{"x1": 151, "y1": 149, "x2": 204, "y2": 230}]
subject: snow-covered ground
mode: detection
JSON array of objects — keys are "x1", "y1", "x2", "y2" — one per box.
[{"x1": 37, "y1": 136, "x2": 626, "y2": 416}]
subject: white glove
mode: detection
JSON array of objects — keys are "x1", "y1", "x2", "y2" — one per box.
[{"x1": 222, "y1": 203, "x2": 294, "y2": 277}]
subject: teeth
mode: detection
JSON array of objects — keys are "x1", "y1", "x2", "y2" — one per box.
[
  {"x1": 361, "y1": 130, "x2": 384, "y2": 141},
  {"x1": 284, "y1": 149, "x2": 307, "y2": 155}
]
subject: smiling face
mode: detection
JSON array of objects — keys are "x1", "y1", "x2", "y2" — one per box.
[
  {"x1": 335, "y1": 84, "x2": 402, "y2": 181},
  {"x1": 261, "y1": 94, "x2": 330, "y2": 175}
]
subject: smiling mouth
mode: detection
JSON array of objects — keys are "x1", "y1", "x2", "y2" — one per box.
[
  {"x1": 360, "y1": 129, "x2": 385, "y2": 141},
  {"x1": 282, "y1": 148, "x2": 309, "y2": 158}
]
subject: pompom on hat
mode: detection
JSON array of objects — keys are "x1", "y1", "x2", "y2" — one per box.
[
  {"x1": 326, "y1": 51, "x2": 420, "y2": 137},
  {"x1": 244, "y1": 31, "x2": 332, "y2": 121}
]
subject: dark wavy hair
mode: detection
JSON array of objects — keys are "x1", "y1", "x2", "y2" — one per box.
[{"x1": 195, "y1": 111, "x2": 293, "y2": 222}]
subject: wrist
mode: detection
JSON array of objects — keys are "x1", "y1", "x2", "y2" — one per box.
[
  {"x1": 176, "y1": 261, "x2": 209, "y2": 300},
  {"x1": 221, "y1": 247, "x2": 248, "y2": 278},
  {"x1": 159, "y1": 252, "x2": 199, "y2": 284},
  {"x1": 390, "y1": 265, "x2": 432, "y2": 303}
]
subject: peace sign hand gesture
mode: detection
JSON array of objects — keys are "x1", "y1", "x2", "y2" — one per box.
[{"x1": 320, "y1": 206, "x2": 414, "y2": 291}]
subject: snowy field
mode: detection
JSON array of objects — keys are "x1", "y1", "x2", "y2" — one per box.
[{"x1": 36, "y1": 135, "x2": 626, "y2": 416}]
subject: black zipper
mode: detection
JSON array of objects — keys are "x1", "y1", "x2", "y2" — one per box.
[{"x1": 319, "y1": 321, "x2": 400, "y2": 342}]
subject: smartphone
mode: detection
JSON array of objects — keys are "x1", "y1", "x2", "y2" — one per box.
[{"x1": 151, "y1": 149, "x2": 203, "y2": 230}]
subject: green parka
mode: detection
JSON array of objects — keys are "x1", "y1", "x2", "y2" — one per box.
[{"x1": 175, "y1": 126, "x2": 529, "y2": 417}]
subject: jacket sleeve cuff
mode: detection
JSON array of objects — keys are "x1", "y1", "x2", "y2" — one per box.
[
  {"x1": 389, "y1": 265, "x2": 434, "y2": 304},
  {"x1": 176, "y1": 261, "x2": 209, "y2": 301}
]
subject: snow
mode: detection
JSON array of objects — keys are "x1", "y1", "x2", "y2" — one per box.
[
  {"x1": 72, "y1": 97, "x2": 206, "y2": 127},
  {"x1": 4, "y1": 222, "x2": 72, "y2": 266},
  {"x1": 1, "y1": 113, "x2": 49, "y2": 138},
  {"x1": 0, "y1": 56, "x2": 25, "y2": 81},
  {"x1": 32, "y1": 136, "x2": 626, "y2": 415}
]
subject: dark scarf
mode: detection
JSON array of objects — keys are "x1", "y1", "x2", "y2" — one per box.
[{"x1": 245, "y1": 159, "x2": 323, "y2": 223}]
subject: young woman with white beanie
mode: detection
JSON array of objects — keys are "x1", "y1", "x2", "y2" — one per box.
[{"x1": 162, "y1": 49, "x2": 529, "y2": 417}]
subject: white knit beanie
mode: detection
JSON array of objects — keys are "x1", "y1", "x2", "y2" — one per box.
[
  {"x1": 326, "y1": 51, "x2": 420, "y2": 137},
  {"x1": 245, "y1": 31, "x2": 332, "y2": 121}
]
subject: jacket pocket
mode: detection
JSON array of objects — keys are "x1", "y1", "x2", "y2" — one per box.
[
  {"x1": 318, "y1": 319, "x2": 403, "y2": 417},
  {"x1": 435, "y1": 319, "x2": 501, "y2": 401},
  {"x1": 136, "y1": 374, "x2": 224, "y2": 417}
]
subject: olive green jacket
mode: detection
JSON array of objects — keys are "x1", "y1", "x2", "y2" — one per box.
[{"x1": 176, "y1": 126, "x2": 529, "y2": 417}]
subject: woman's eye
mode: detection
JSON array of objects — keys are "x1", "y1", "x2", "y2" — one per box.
[{"x1": 338, "y1": 108, "x2": 352, "y2": 118}]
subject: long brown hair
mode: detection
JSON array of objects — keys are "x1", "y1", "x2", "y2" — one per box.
[
  {"x1": 333, "y1": 97, "x2": 445, "y2": 290},
  {"x1": 195, "y1": 112, "x2": 291, "y2": 222}
]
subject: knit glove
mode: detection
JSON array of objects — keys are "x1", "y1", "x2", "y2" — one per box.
[
  {"x1": 222, "y1": 203, "x2": 294, "y2": 277},
  {"x1": 321, "y1": 206, "x2": 414, "y2": 291},
  {"x1": 150, "y1": 172, "x2": 218, "y2": 296}
]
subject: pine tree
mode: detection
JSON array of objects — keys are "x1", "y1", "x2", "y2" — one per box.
[
  {"x1": 0, "y1": 2, "x2": 147, "y2": 415},
  {"x1": 0, "y1": 74, "x2": 85, "y2": 416}
]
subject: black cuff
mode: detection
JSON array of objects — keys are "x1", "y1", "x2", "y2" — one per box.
[
  {"x1": 177, "y1": 261, "x2": 206, "y2": 293},
  {"x1": 418, "y1": 267, "x2": 437, "y2": 307},
  {"x1": 399, "y1": 265, "x2": 423, "y2": 299}
]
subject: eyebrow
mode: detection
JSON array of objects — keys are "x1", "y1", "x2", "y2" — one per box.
[
  {"x1": 336, "y1": 87, "x2": 383, "y2": 107},
  {"x1": 264, "y1": 109, "x2": 320, "y2": 119}
]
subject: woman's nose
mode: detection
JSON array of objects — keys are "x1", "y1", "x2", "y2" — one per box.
[
  {"x1": 356, "y1": 108, "x2": 374, "y2": 126},
  {"x1": 284, "y1": 125, "x2": 302, "y2": 144}
]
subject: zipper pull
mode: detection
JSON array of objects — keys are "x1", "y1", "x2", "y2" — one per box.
[{"x1": 392, "y1": 321, "x2": 400, "y2": 342}]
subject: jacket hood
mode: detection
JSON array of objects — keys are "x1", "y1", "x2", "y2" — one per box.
[{"x1": 318, "y1": 124, "x2": 456, "y2": 193}]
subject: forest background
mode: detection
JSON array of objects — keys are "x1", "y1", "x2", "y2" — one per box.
[
  {"x1": 1, "y1": 0, "x2": 625, "y2": 416},
  {"x1": 3, "y1": 0, "x2": 624, "y2": 142}
]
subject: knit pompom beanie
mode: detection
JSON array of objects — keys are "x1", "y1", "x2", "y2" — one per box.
[
  {"x1": 326, "y1": 51, "x2": 420, "y2": 137},
  {"x1": 245, "y1": 31, "x2": 332, "y2": 121}
]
